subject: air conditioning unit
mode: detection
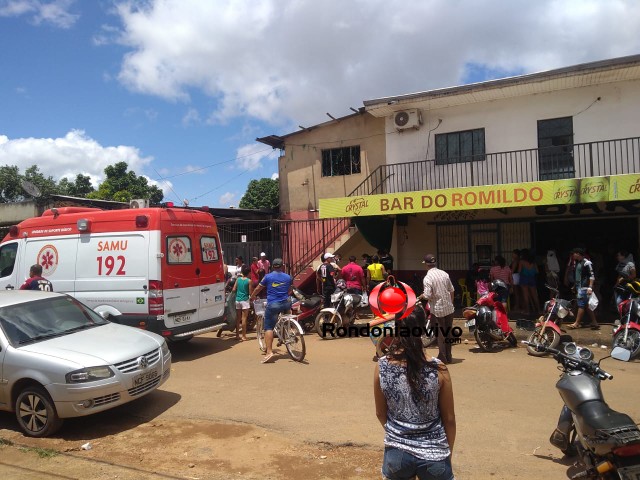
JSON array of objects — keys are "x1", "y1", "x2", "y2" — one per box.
[
  {"x1": 393, "y1": 109, "x2": 422, "y2": 130},
  {"x1": 130, "y1": 199, "x2": 149, "y2": 208}
]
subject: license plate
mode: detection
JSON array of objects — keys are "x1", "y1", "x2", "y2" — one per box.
[
  {"x1": 172, "y1": 313, "x2": 192, "y2": 324},
  {"x1": 618, "y1": 465, "x2": 640, "y2": 480},
  {"x1": 132, "y1": 369, "x2": 159, "y2": 388},
  {"x1": 465, "y1": 319, "x2": 476, "y2": 327}
]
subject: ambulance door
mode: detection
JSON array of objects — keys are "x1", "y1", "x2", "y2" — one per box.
[
  {"x1": 162, "y1": 228, "x2": 200, "y2": 328},
  {"x1": 23, "y1": 236, "x2": 78, "y2": 294},
  {"x1": 197, "y1": 234, "x2": 225, "y2": 323},
  {"x1": 0, "y1": 241, "x2": 20, "y2": 290}
]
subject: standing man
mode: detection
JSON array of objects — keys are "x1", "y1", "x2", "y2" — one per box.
[
  {"x1": 379, "y1": 249, "x2": 394, "y2": 275},
  {"x1": 20, "y1": 264, "x2": 53, "y2": 291},
  {"x1": 317, "y1": 253, "x2": 337, "y2": 308},
  {"x1": 422, "y1": 254, "x2": 455, "y2": 364},
  {"x1": 249, "y1": 258, "x2": 292, "y2": 363},
  {"x1": 341, "y1": 255, "x2": 366, "y2": 294},
  {"x1": 568, "y1": 248, "x2": 599, "y2": 329}
]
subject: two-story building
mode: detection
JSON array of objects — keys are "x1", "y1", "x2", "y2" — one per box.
[{"x1": 261, "y1": 54, "x2": 640, "y2": 294}]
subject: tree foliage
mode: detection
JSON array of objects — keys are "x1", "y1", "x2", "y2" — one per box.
[
  {"x1": 87, "y1": 161, "x2": 163, "y2": 203},
  {"x1": 239, "y1": 178, "x2": 279, "y2": 210},
  {"x1": 58, "y1": 174, "x2": 95, "y2": 197},
  {"x1": 0, "y1": 165, "x2": 23, "y2": 203}
]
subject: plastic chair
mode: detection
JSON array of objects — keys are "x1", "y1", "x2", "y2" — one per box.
[{"x1": 458, "y1": 278, "x2": 472, "y2": 307}]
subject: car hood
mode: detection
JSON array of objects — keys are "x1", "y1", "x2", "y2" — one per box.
[{"x1": 17, "y1": 323, "x2": 163, "y2": 367}]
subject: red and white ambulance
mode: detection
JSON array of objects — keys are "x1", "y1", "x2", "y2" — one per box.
[{"x1": 0, "y1": 206, "x2": 227, "y2": 341}]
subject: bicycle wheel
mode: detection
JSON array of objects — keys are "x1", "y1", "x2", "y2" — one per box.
[
  {"x1": 283, "y1": 319, "x2": 306, "y2": 362},
  {"x1": 256, "y1": 314, "x2": 266, "y2": 352}
]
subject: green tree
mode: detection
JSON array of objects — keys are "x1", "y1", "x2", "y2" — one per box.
[
  {"x1": 0, "y1": 165, "x2": 23, "y2": 203},
  {"x1": 239, "y1": 178, "x2": 279, "y2": 210},
  {"x1": 58, "y1": 174, "x2": 95, "y2": 197},
  {"x1": 23, "y1": 165, "x2": 58, "y2": 198},
  {"x1": 88, "y1": 161, "x2": 163, "y2": 204}
]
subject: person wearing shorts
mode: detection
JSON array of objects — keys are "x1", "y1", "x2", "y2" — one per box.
[
  {"x1": 232, "y1": 265, "x2": 252, "y2": 341},
  {"x1": 249, "y1": 258, "x2": 292, "y2": 363}
]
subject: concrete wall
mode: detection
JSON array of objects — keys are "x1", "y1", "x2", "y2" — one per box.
[
  {"x1": 0, "y1": 201, "x2": 41, "y2": 226},
  {"x1": 279, "y1": 113, "x2": 386, "y2": 215}
]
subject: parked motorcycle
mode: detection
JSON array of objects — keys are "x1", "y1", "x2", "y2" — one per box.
[
  {"x1": 526, "y1": 285, "x2": 574, "y2": 357},
  {"x1": 612, "y1": 283, "x2": 640, "y2": 360},
  {"x1": 315, "y1": 280, "x2": 369, "y2": 339},
  {"x1": 525, "y1": 340, "x2": 640, "y2": 479},
  {"x1": 290, "y1": 287, "x2": 323, "y2": 333},
  {"x1": 463, "y1": 279, "x2": 517, "y2": 352}
]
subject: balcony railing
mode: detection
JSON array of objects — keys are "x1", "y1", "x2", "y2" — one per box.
[{"x1": 349, "y1": 136, "x2": 640, "y2": 197}]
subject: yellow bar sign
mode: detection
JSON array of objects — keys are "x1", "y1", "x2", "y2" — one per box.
[{"x1": 319, "y1": 174, "x2": 640, "y2": 219}]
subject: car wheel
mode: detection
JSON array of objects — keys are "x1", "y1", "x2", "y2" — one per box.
[{"x1": 15, "y1": 386, "x2": 63, "y2": 437}]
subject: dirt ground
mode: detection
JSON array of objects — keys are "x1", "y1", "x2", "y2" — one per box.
[{"x1": 1, "y1": 320, "x2": 639, "y2": 480}]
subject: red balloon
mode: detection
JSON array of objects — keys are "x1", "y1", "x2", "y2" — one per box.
[{"x1": 378, "y1": 287, "x2": 407, "y2": 314}]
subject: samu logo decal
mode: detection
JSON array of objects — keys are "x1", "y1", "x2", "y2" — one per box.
[{"x1": 37, "y1": 244, "x2": 59, "y2": 276}]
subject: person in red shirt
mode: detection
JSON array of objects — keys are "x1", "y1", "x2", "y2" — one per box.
[
  {"x1": 249, "y1": 256, "x2": 260, "y2": 288},
  {"x1": 341, "y1": 255, "x2": 366, "y2": 294},
  {"x1": 20, "y1": 264, "x2": 53, "y2": 291}
]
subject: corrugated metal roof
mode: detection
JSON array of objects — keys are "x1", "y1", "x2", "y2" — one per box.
[{"x1": 364, "y1": 54, "x2": 640, "y2": 117}]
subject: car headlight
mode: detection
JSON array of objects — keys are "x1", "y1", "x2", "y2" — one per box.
[
  {"x1": 161, "y1": 340, "x2": 169, "y2": 356},
  {"x1": 66, "y1": 366, "x2": 114, "y2": 384}
]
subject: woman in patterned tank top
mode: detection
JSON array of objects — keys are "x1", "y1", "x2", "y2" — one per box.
[{"x1": 374, "y1": 308, "x2": 456, "y2": 480}]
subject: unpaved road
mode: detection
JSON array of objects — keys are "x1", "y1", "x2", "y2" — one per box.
[{"x1": 1, "y1": 321, "x2": 639, "y2": 479}]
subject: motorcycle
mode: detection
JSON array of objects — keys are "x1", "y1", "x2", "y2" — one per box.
[
  {"x1": 315, "y1": 280, "x2": 369, "y2": 339},
  {"x1": 290, "y1": 287, "x2": 323, "y2": 333},
  {"x1": 525, "y1": 340, "x2": 640, "y2": 479},
  {"x1": 463, "y1": 280, "x2": 517, "y2": 352},
  {"x1": 612, "y1": 283, "x2": 640, "y2": 360},
  {"x1": 526, "y1": 285, "x2": 575, "y2": 357}
]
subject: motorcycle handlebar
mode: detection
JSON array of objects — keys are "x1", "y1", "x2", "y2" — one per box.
[{"x1": 521, "y1": 341, "x2": 613, "y2": 380}]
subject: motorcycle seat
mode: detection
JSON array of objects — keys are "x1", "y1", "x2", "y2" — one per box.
[
  {"x1": 575, "y1": 401, "x2": 638, "y2": 433},
  {"x1": 302, "y1": 297, "x2": 322, "y2": 309}
]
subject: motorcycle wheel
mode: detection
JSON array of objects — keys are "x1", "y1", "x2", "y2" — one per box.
[
  {"x1": 562, "y1": 428, "x2": 578, "y2": 457},
  {"x1": 315, "y1": 311, "x2": 343, "y2": 339},
  {"x1": 474, "y1": 328, "x2": 494, "y2": 352},
  {"x1": 612, "y1": 329, "x2": 640, "y2": 359},
  {"x1": 507, "y1": 331, "x2": 518, "y2": 347},
  {"x1": 526, "y1": 327, "x2": 560, "y2": 357}
]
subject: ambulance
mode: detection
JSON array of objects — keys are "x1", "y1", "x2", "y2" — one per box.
[{"x1": 0, "y1": 205, "x2": 227, "y2": 341}]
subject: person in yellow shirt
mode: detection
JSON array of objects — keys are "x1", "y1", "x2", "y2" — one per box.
[{"x1": 367, "y1": 255, "x2": 387, "y2": 292}]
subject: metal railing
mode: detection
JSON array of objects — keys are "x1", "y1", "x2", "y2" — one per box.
[
  {"x1": 279, "y1": 217, "x2": 351, "y2": 279},
  {"x1": 349, "y1": 136, "x2": 640, "y2": 196}
]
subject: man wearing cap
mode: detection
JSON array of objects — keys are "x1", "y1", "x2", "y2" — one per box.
[
  {"x1": 422, "y1": 254, "x2": 456, "y2": 364},
  {"x1": 257, "y1": 252, "x2": 270, "y2": 281},
  {"x1": 250, "y1": 258, "x2": 292, "y2": 363},
  {"x1": 317, "y1": 253, "x2": 337, "y2": 308},
  {"x1": 568, "y1": 248, "x2": 599, "y2": 329}
]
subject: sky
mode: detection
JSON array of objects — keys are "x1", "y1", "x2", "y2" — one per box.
[{"x1": 1, "y1": 0, "x2": 640, "y2": 208}]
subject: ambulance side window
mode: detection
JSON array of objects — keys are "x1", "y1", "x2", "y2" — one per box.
[
  {"x1": 0, "y1": 243, "x2": 18, "y2": 278},
  {"x1": 166, "y1": 236, "x2": 192, "y2": 264},
  {"x1": 200, "y1": 236, "x2": 219, "y2": 263}
]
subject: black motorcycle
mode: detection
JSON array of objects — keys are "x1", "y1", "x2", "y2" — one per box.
[{"x1": 525, "y1": 341, "x2": 640, "y2": 479}]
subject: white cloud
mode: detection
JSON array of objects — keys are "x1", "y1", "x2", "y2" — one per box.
[
  {"x1": 235, "y1": 143, "x2": 278, "y2": 171},
  {"x1": 0, "y1": 0, "x2": 79, "y2": 28},
  {"x1": 0, "y1": 130, "x2": 154, "y2": 185},
  {"x1": 271, "y1": 173, "x2": 278, "y2": 180},
  {"x1": 182, "y1": 108, "x2": 201, "y2": 127},
  {"x1": 109, "y1": 0, "x2": 640, "y2": 128},
  {"x1": 219, "y1": 192, "x2": 236, "y2": 207}
]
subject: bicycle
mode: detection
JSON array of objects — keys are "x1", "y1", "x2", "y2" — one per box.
[{"x1": 254, "y1": 300, "x2": 306, "y2": 362}]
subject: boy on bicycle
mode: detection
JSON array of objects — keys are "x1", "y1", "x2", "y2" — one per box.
[{"x1": 250, "y1": 258, "x2": 292, "y2": 363}]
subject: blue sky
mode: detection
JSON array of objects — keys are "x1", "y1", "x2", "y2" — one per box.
[{"x1": 1, "y1": 0, "x2": 639, "y2": 207}]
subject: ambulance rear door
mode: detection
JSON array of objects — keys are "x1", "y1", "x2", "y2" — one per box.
[{"x1": 196, "y1": 232, "x2": 225, "y2": 324}]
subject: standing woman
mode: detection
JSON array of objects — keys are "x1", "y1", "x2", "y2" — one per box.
[
  {"x1": 232, "y1": 265, "x2": 252, "y2": 341},
  {"x1": 510, "y1": 250, "x2": 522, "y2": 312},
  {"x1": 367, "y1": 255, "x2": 387, "y2": 293},
  {"x1": 490, "y1": 255, "x2": 513, "y2": 304},
  {"x1": 519, "y1": 249, "x2": 541, "y2": 315},
  {"x1": 374, "y1": 308, "x2": 456, "y2": 480}
]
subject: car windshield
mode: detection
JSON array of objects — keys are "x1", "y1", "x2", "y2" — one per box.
[{"x1": 0, "y1": 296, "x2": 109, "y2": 347}]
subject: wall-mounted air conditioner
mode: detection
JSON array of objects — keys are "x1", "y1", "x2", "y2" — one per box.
[{"x1": 393, "y1": 109, "x2": 422, "y2": 130}]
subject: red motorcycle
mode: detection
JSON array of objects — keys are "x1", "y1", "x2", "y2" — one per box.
[
  {"x1": 612, "y1": 282, "x2": 640, "y2": 360},
  {"x1": 291, "y1": 287, "x2": 323, "y2": 333}
]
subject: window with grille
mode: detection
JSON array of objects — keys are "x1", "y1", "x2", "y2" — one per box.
[
  {"x1": 321, "y1": 146, "x2": 361, "y2": 177},
  {"x1": 435, "y1": 129, "x2": 485, "y2": 165}
]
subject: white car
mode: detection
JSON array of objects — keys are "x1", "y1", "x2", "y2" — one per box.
[{"x1": 0, "y1": 291, "x2": 171, "y2": 437}]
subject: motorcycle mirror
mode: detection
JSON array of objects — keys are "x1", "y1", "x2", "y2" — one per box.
[{"x1": 611, "y1": 346, "x2": 632, "y2": 362}]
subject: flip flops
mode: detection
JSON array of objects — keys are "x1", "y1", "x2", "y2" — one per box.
[
  {"x1": 591, "y1": 325, "x2": 601, "y2": 330},
  {"x1": 567, "y1": 324, "x2": 581, "y2": 329},
  {"x1": 261, "y1": 353, "x2": 275, "y2": 364}
]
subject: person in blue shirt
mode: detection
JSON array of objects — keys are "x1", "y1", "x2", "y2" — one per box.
[{"x1": 249, "y1": 258, "x2": 292, "y2": 363}]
